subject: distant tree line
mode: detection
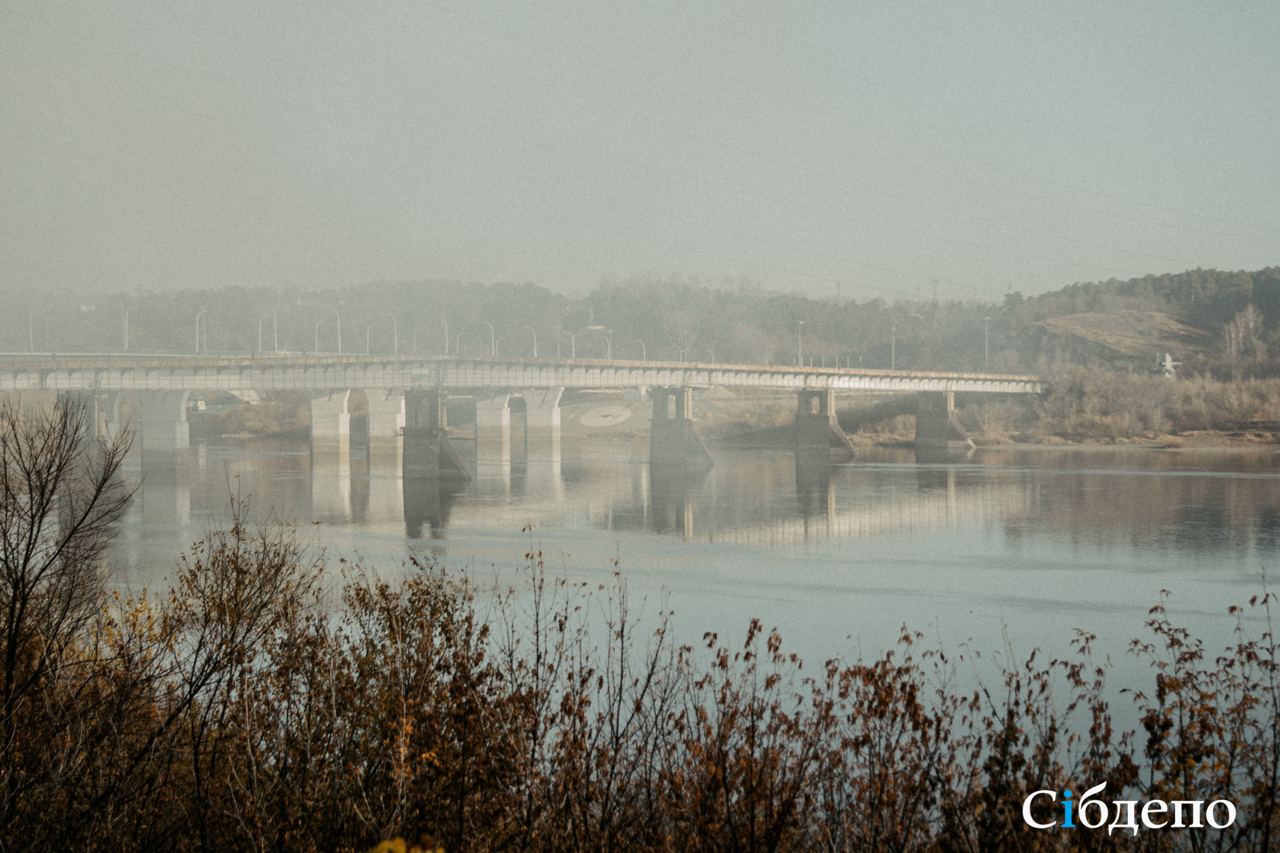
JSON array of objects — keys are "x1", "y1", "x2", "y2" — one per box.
[{"x1": 3, "y1": 265, "x2": 1279, "y2": 382}]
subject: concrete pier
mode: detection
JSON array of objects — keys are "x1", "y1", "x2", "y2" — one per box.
[
  {"x1": 914, "y1": 391, "x2": 975, "y2": 451},
  {"x1": 649, "y1": 386, "x2": 712, "y2": 469},
  {"x1": 310, "y1": 391, "x2": 351, "y2": 460},
  {"x1": 522, "y1": 386, "x2": 564, "y2": 461},
  {"x1": 795, "y1": 389, "x2": 856, "y2": 459},
  {"x1": 474, "y1": 393, "x2": 512, "y2": 464},
  {"x1": 366, "y1": 390, "x2": 405, "y2": 461},
  {"x1": 133, "y1": 390, "x2": 191, "y2": 471},
  {"x1": 403, "y1": 388, "x2": 468, "y2": 482}
]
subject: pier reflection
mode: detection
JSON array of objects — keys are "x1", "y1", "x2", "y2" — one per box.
[{"x1": 111, "y1": 440, "x2": 1280, "y2": 581}]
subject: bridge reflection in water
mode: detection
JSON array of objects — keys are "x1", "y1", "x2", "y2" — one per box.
[
  {"x1": 107, "y1": 434, "x2": 1037, "y2": 566},
  {"x1": 300, "y1": 438, "x2": 1037, "y2": 547}
]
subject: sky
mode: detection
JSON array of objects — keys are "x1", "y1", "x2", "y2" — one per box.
[{"x1": 2, "y1": 1, "x2": 1277, "y2": 302}]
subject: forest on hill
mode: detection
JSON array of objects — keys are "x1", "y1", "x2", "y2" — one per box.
[{"x1": 5, "y1": 266, "x2": 1280, "y2": 389}]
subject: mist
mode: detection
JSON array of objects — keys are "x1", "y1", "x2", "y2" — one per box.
[{"x1": 3, "y1": 1, "x2": 1277, "y2": 302}]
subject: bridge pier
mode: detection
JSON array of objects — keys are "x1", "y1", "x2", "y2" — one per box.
[
  {"x1": 366, "y1": 390, "x2": 405, "y2": 462},
  {"x1": 915, "y1": 391, "x2": 975, "y2": 451},
  {"x1": 475, "y1": 393, "x2": 512, "y2": 465},
  {"x1": 649, "y1": 386, "x2": 712, "y2": 469},
  {"x1": 522, "y1": 386, "x2": 564, "y2": 462},
  {"x1": 795, "y1": 389, "x2": 856, "y2": 459},
  {"x1": 136, "y1": 391, "x2": 190, "y2": 471},
  {"x1": 402, "y1": 388, "x2": 468, "y2": 482},
  {"x1": 310, "y1": 391, "x2": 351, "y2": 461},
  {"x1": 52, "y1": 390, "x2": 122, "y2": 443}
]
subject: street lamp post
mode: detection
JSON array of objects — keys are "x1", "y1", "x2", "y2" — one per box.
[
  {"x1": 195, "y1": 308, "x2": 208, "y2": 354},
  {"x1": 983, "y1": 315, "x2": 990, "y2": 368},
  {"x1": 797, "y1": 319, "x2": 804, "y2": 366},
  {"x1": 298, "y1": 304, "x2": 340, "y2": 353},
  {"x1": 441, "y1": 319, "x2": 449, "y2": 354},
  {"x1": 122, "y1": 306, "x2": 135, "y2": 351},
  {"x1": 381, "y1": 314, "x2": 399, "y2": 354},
  {"x1": 523, "y1": 325, "x2": 538, "y2": 358},
  {"x1": 560, "y1": 330, "x2": 576, "y2": 359},
  {"x1": 637, "y1": 339, "x2": 646, "y2": 360},
  {"x1": 891, "y1": 318, "x2": 896, "y2": 370},
  {"x1": 604, "y1": 333, "x2": 612, "y2": 360},
  {"x1": 257, "y1": 312, "x2": 278, "y2": 352},
  {"x1": 482, "y1": 321, "x2": 495, "y2": 356},
  {"x1": 365, "y1": 322, "x2": 378, "y2": 354},
  {"x1": 454, "y1": 332, "x2": 467, "y2": 355}
]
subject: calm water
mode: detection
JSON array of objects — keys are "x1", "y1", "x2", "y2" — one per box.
[{"x1": 108, "y1": 438, "x2": 1280, "y2": 696}]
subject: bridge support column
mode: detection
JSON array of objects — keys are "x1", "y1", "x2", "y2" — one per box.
[
  {"x1": 649, "y1": 386, "x2": 712, "y2": 469},
  {"x1": 137, "y1": 391, "x2": 190, "y2": 452},
  {"x1": 402, "y1": 388, "x2": 469, "y2": 482},
  {"x1": 366, "y1": 390, "x2": 405, "y2": 462},
  {"x1": 475, "y1": 393, "x2": 512, "y2": 465},
  {"x1": 795, "y1": 389, "x2": 856, "y2": 459},
  {"x1": 523, "y1": 387, "x2": 564, "y2": 462},
  {"x1": 310, "y1": 391, "x2": 351, "y2": 460},
  {"x1": 915, "y1": 391, "x2": 975, "y2": 451},
  {"x1": 54, "y1": 391, "x2": 121, "y2": 442},
  {"x1": 134, "y1": 391, "x2": 190, "y2": 473}
]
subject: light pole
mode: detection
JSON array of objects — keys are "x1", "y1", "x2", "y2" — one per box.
[
  {"x1": 494, "y1": 337, "x2": 505, "y2": 356},
  {"x1": 523, "y1": 325, "x2": 538, "y2": 358},
  {"x1": 303, "y1": 306, "x2": 342, "y2": 353},
  {"x1": 604, "y1": 332, "x2": 612, "y2": 359},
  {"x1": 257, "y1": 311, "x2": 278, "y2": 352},
  {"x1": 637, "y1": 339, "x2": 646, "y2": 360},
  {"x1": 454, "y1": 332, "x2": 467, "y2": 355},
  {"x1": 983, "y1": 315, "x2": 990, "y2": 368},
  {"x1": 381, "y1": 313, "x2": 399, "y2": 354},
  {"x1": 482, "y1": 321, "x2": 495, "y2": 356},
  {"x1": 365, "y1": 322, "x2": 379, "y2": 354},
  {"x1": 560, "y1": 330, "x2": 576, "y2": 358},
  {"x1": 122, "y1": 306, "x2": 135, "y2": 351},
  {"x1": 796, "y1": 319, "x2": 804, "y2": 366},
  {"x1": 441, "y1": 319, "x2": 449, "y2": 354},
  {"x1": 195, "y1": 308, "x2": 208, "y2": 354},
  {"x1": 325, "y1": 309, "x2": 343, "y2": 353}
]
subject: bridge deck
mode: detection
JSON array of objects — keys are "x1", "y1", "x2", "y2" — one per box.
[{"x1": 0, "y1": 354, "x2": 1043, "y2": 395}]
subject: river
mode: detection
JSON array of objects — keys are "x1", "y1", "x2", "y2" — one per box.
[{"x1": 108, "y1": 437, "x2": 1280, "y2": 705}]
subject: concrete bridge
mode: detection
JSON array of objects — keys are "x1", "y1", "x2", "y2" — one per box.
[{"x1": 0, "y1": 353, "x2": 1043, "y2": 471}]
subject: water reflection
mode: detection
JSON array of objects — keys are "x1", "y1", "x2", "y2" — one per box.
[{"x1": 109, "y1": 438, "x2": 1280, "y2": 590}]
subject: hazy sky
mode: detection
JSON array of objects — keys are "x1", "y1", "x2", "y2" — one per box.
[{"x1": 2, "y1": 2, "x2": 1277, "y2": 301}]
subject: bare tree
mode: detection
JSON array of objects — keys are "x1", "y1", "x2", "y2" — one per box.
[{"x1": 0, "y1": 396, "x2": 133, "y2": 837}]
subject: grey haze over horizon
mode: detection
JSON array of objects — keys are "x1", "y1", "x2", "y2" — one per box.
[{"x1": 2, "y1": 1, "x2": 1277, "y2": 303}]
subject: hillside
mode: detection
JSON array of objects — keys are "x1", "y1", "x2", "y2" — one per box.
[{"x1": 2, "y1": 266, "x2": 1277, "y2": 379}]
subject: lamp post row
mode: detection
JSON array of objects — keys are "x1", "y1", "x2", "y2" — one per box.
[{"x1": 101, "y1": 308, "x2": 665, "y2": 362}]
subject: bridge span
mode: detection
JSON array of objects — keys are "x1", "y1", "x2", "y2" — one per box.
[{"x1": 0, "y1": 353, "x2": 1043, "y2": 470}]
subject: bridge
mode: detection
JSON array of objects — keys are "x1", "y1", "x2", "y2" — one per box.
[{"x1": 0, "y1": 353, "x2": 1043, "y2": 472}]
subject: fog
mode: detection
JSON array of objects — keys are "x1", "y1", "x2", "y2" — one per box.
[{"x1": 2, "y1": 1, "x2": 1277, "y2": 301}]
